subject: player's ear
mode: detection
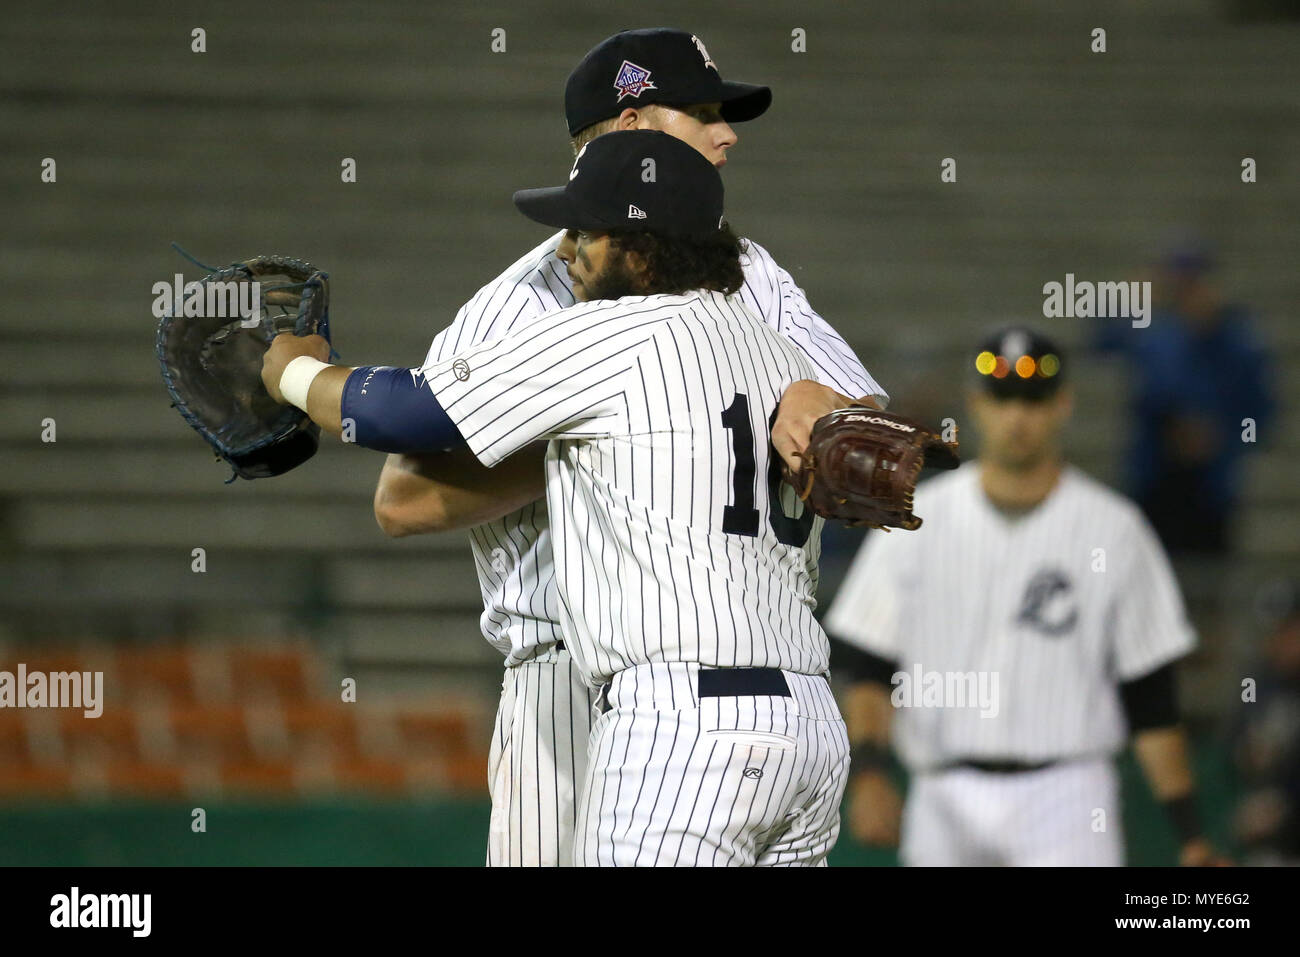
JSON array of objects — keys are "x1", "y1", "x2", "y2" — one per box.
[
  {"x1": 615, "y1": 108, "x2": 642, "y2": 131},
  {"x1": 622, "y1": 247, "x2": 652, "y2": 290},
  {"x1": 556, "y1": 230, "x2": 578, "y2": 262}
]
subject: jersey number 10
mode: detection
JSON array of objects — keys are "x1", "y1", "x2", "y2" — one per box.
[{"x1": 720, "y1": 393, "x2": 814, "y2": 547}]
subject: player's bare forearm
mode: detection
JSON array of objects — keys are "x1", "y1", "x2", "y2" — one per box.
[
  {"x1": 772, "y1": 380, "x2": 882, "y2": 472},
  {"x1": 1132, "y1": 725, "x2": 1195, "y2": 800},
  {"x1": 260, "y1": 332, "x2": 352, "y2": 436},
  {"x1": 305, "y1": 366, "x2": 352, "y2": 436},
  {"x1": 375, "y1": 445, "x2": 547, "y2": 537},
  {"x1": 844, "y1": 680, "x2": 901, "y2": 845},
  {"x1": 844, "y1": 681, "x2": 893, "y2": 747},
  {"x1": 1134, "y1": 726, "x2": 1229, "y2": 865}
]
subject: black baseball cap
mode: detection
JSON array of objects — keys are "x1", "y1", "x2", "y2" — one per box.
[
  {"x1": 513, "y1": 130, "x2": 725, "y2": 239},
  {"x1": 973, "y1": 326, "x2": 1067, "y2": 400},
  {"x1": 565, "y1": 28, "x2": 772, "y2": 136}
]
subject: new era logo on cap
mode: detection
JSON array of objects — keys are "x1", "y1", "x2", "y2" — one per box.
[
  {"x1": 614, "y1": 60, "x2": 656, "y2": 101},
  {"x1": 513, "y1": 130, "x2": 725, "y2": 239}
]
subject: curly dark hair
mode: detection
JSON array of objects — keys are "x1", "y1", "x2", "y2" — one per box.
[{"x1": 608, "y1": 223, "x2": 745, "y2": 297}]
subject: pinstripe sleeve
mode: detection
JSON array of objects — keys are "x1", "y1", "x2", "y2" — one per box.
[
  {"x1": 823, "y1": 529, "x2": 904, "y2": 657},
  {"x1": 422, "y1": 232, "x2": 572, "y2": 365},
  {"x1": 736, "y1": 238, "x2": 889, "y2": 405},
  {"x1": 1110, "y1": 511, "x2": 1198, "y2": 680},
  {"x1": 418, "y1": 299, "x2": 663, "y2": 467}
]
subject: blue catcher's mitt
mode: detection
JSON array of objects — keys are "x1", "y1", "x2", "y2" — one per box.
[{"x1": 156, "y1": 255, "x2": 331, "y2": 480}]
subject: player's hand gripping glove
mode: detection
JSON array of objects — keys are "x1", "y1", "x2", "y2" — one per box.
[
  {"x1": 785, "y1": 408, "x2": 961, "y2": 530},
  {"x1": 156, "y1": 255, "x2": 331, "y2": 480}
]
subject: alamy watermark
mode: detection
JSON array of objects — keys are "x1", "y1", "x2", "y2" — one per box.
[
  {"x1": 1042, "y1": 273, "x2": 1151, "y2": 328},
  {"x1": 891, "y1": 665, "x2": 1000, "y2": 718},
  {"x1": 151, "y1": 273, "x2": 261, "y2": 326},
  {"x1": 50, "y1": 887, "x2": 151, "y2": 937},
  {"x1": 0, "y1": 664, "x2": 103, "y2": 718}
]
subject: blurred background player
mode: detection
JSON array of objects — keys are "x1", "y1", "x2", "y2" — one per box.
[
  {"x1": 826, "y1": 327, "x2": 1223, "y2": 866},
  {"x1": 1093, "y1": 234, "x2": 1277, "y2": 558}
]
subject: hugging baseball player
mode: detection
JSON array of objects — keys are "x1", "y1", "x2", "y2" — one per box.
[
  {"x1": 827, "y1": 327, "x2": 1227, "y2": 866},
  {"x1": 365, "y1": 29, "x2": 887, "y2": 866},
  {"x1": 261, "y1": 129, "x2": 862, "y2": 865}
]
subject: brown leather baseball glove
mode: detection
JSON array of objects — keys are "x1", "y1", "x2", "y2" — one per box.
[{"x1": 786, "y1": 408, "x2": 961, "y2": 530}]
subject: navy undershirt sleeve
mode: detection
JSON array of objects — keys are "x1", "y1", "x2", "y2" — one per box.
[
  {"x1": 1119, "y1": 661, "x2": 1180, "y2": 732},
  {"x1": 829, "y1": 636, "x2": 898, "y2": 688},
  {"x1": 340, "y1": 366, "x2": 467, "y2": 454}
]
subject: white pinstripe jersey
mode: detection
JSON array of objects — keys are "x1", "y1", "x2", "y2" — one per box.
[
  {"x1": 825, "y1": 463, "x2": 1196, "y2": 769},
  {"x1": 423, "y1": 232, "x2": 886, "y2": 667},
  {"x1": 421, "y1": 289, "x2": 834, "y2": 685}
]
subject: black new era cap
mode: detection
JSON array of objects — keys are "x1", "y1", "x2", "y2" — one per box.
[
  {"x1": 565, "y1": 28, "x2": 772, "y2": 136},
  {"x1": 973, "y1": 326, "x2": 1067, "y2": 400},
  {"x1": 513, "y1": 130, "x2": 725, "y2": 239}
]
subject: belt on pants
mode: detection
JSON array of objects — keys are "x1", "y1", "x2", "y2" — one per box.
[
  {"x1": 596, "y1": 667, "x2": 793, "y2": 715},
  {"x1": 942, "y1": 758, "x2": 1059, "y2": 774}
]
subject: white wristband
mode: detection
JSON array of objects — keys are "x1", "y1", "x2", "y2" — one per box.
[{"x1": 279, "y1": 356, "x2": 331, "y2": 411}]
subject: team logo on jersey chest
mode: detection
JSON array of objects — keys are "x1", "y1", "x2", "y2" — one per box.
[
  {"x1": 1016, "y1": 568, "x2": 1078, "y2": 636},
  {"x1": 614, "y1": 60, "x2": 656, "y2": 101}
]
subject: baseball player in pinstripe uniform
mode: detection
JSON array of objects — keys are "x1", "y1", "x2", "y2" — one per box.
[
  {"x1": 826, "y1": 327, "x2": 1226, "y2": 866},
  {"x1": 366, "y1": 29, "x2": 886, "y2": 865},
  {"x1": 263, "y1": 129, "x2": 855, "y2": 865}
]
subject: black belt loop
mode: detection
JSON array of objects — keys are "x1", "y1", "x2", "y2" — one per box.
[
  {"x1": 697, "y1": 668, "x2": 791, "y2": 698},
  {"x1": 554, "y1": 640, "x2": 565, "y2": 652}
]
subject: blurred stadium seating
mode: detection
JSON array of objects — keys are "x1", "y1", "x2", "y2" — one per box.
[{"x1": 0, "y1": 642, "x2": 488, "y2": 800}]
